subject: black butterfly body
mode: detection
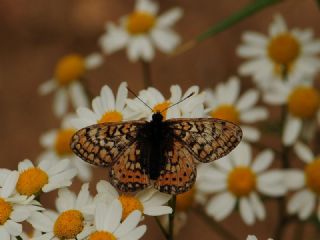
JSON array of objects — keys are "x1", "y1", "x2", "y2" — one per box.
[{"x1": 71, "y1": 112, "x2": 242, "y2": 195}]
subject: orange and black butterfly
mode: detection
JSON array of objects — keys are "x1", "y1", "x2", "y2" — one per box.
[{"x1": 70, "y1": 110, "x2": 242, "y2": 195}]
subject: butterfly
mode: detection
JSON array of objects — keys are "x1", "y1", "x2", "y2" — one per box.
[{"x1": 70, "y1": 111, "x2": 242, "y2": 195}]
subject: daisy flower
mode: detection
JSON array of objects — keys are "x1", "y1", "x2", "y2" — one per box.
[
  {"x1": 285, "y1": 142, "x2": 320, "y2": 220},
  {"x1": 71, "y1": 82, "x2": 129, "y2": 129},
  {"x1": 14, "y1": 158, "x2": 77, "y2": 197},
  {"x1": 99, "y1": 0, "x2": 183, "y2": 61},
  {"x1": 0, "y1": 171, "x2": 41, "y2": 239},
  {"x1": 196, "y1": 142, "x2": 286, "y2": 225},
  {"x1": 237, "y1": 14, "x2": 320, "y2": 89},
  {"x1": 205, "y1": 76, "x2": 268, "y2": 142},
  {"x1": 125, "y1": 85, "x2": 205, "y2": 120},
  {"x1": 39, "y1": 115, "x2": 92, "y2": 181},
  {"x1": 96, "y1": 180, "x2": 172, "y2": 220},
  {"x1": 39, "y1": 53, "x2": 103, "y2": 117},
  {"x1": 264, "y1": 80, "x2": 320, "y2": 146},
  {"x1": 86, "y1": 199, "x2": 146, "y2": 240},
  {"x1": 28, "y1": 183, "x2": 95, "y2": 240},
  {"x1": 246, "y1": 236, "x2": 273, "y2": 240}
]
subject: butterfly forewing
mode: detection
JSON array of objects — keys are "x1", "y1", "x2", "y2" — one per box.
[
  {"x1": 71, "y1": 121, "x2": 146, "y2": 167},
  {"x1": 167, "y1": 118, "x2": 242, "y2": 163},
  {"x1": 155, "y1": 141, "x2": 196, "y2": 194},
  {"x1": 110, "y1": 141, "x2": 150, "y2": 192}
]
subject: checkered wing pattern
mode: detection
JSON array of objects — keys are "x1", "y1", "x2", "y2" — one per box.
[
  {"x1": 155, "y1": 141, "x2": 196, "y2": 194},
  {"x1": 167, "y1": 118, "x2": 243, "y2": 163},
  {"x1": 71, "y1": 121, "x2": 146, "y2": 167},
  {"x1": 110, "y1": 141, "x2": 150, "y2": 192}
]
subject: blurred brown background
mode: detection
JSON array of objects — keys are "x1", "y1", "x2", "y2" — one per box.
[{"x1": 0, "y1": 0, "x2": 319, "y2": 239}]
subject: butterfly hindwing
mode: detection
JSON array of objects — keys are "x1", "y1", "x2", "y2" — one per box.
[
  {"x1": 167, "y1": 118, "x2": 242, "y2": 163},
  {"x1": 70, "y1": 121, "x2": 146, "y2": 167},
  {"x1": 154, "y1": 141, "x2": 196, "y2": 194},
  {"x1": 110, "y1": 141, "x2": 150, "y2": 192}
]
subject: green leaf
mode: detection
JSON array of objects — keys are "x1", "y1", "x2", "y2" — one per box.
[
  {"x1": 196, "y1": 0, "x2": 283, "y2": 42},
  {"x1": 317, "y1": 0, "x2": 320, "y2": 8}
]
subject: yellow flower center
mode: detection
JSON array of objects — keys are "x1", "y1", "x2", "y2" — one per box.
[
  {"x1": 287, "y1": 86, "x2": 320, "y2": 119},
  {"x1": 119, "y1": 195, "x2": 144, "y2": 221},
  {"x1": 210, "y1": 105, "x2": 240, "y2": 124},
  {"x1": 176, "y1": 187, "x2": 195, "y2": 212},
  {"x1": 54, "y1": 128, "x2": 77, "y2": 156},
  {"x1": 268, "y1": 33, "x2": 300, "y2": 66},
  {"x1": 152, "y1": 101, "x2": 171, "y2": 119},
  {"x1": 305, "y1": 159, "x2": 320, "y2": 194},
  {"x1": 126, "y1": 11, "x2": 156, "y2": 34},
  {"x1": 54, "y1": 54, "x2": 86, "y2": 86},
  {"x1": 0, "y1": 198, "x2": 12, "y2": 225},
  {"x1": 54, "y1": 210, "x2": 84, "y2": 239},
  {"x1": 228, "y1": 167, "x2": 256, "y2": 197},
  {"x1": 16, "y1": 167, "x2": 49, "y2": 196},
  {"x1": 98, "y1": 111, "x2": 123, "y2": 124},
  {"x1": 88, "y1": 231, "x2": 116, "y2": 240}
]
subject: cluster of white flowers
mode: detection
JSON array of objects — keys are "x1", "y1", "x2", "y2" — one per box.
[{"x1": 24, "y1": 0, "x2": 320, "y2": 239}]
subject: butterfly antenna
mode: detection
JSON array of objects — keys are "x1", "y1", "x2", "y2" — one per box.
[
  {"x1": 161, "y1": 92, "x2": 195, "y2": 113},
  {"x1": 127, "y1": 87, "x2": 153, "y2": 111}
]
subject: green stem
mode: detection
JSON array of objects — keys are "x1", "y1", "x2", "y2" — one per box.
[
  {"x1": 16, "y1": 237, "x2": 23, "y2": 240},
  {"x1": 316, "y1": 0, "x2": 320, "y2": 9},
  {"x1": 196, "y1": 0, "x2": 283, "y2": 42},
  {"x1": 141, "y1": 60, "x2": 152, "y2": 88},
  {"x1": 154, "y1": 216, "x2": 169, "y2": 239},
  {"x1": 168, "y1": 195, "x2": 176, "y2": 240},
  {"x1": 194, "y1": 208, "x2": 239, "y2": 240}
]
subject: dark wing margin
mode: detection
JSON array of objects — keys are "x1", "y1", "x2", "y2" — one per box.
[
  {"x1": 70, "y1": 121, "x2": 147, "y2": 167},
  {"x1": 166, "y1": 118, "x2": 242, "y2": 163},
  {"x1": 154, "y1": 141, "x2": 196, "y2": 195},
  {"x1": 110, "y1": 141, "x2": 150, "y2": 192}
]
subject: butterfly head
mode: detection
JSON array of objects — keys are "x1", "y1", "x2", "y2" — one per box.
[{"x1": 152, "y1": 112, "x2": 164, "y2": 122}]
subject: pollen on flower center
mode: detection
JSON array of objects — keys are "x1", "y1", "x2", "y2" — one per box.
[
  {"x1": 54, "y1": 54, "x2": 86, "y2": 86},
  {"x1": 176, "y1": 187, "x2": 195, "y2": 211},
  {"x1": 268, "y1": 33, "x2": 300, "y2": 66},
  {"x1": 54, "y1": 210, "x2": 84, "y2": 239},
  {"x1": 119, "y1": 195, "x2": 144, "y2": 221},
  {"x1": 98, "y1": 111, "x2": 123, "y2": 124},
  {"x1": 305, "y1": 159, "x2": 320, "y2": 194},
  {"x1": 16, "y1": 167, "x2": 49, "y2": 196},
  {"x1": 210, "y1": 105, "x2": 240, "y2": 124},
  {"x1": 89, "y1": 231, "x2": 116, "y2": 240},
  {"x1": 287, "y1": 86, "x2": 320, "y2": 119},
  {"x1": 0, "y1": 198, "x2": 12, "y2": 225},
  {"x1": 228, "y1": 167, "x2": 256, "y2": 197},
  {"x1": 153, "y1": 101, "x2": 171, "y2": 119},
  {"x1": 126, "y1": 11, "x2": 156, "y2": 34},
  {"x1": 55, "y1": 128, "x2": 77, "y2": 156}
]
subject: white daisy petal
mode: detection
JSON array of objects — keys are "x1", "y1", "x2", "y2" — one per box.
[
  {"x1": 38, "y1": 79, "x2": 57, "y2": 95},
  {"x1": 236, "y1": 89, "x2": 259, "y2": 111},
  {"x1": 53, "y1": 88, "x2": 68, "y2": 117},
  {"x1": 115, "y1": 82, "x2": 128, "y2": 111},
  {"x1": 206, "y1": 192, "x2": 236, "y2": 221},
  {"x1": 240, "y1": 107, "x2": 268, "y2": 123},
  {"x1": 4, "y1": 220, "x2": 22, "y2": 236},
  {"x1": 251, "y1": 149, "x2": 274, "y2": 173},
  {"x1": 135, "y1": 0, "x2": 158, "y2": 15},
  {"x1": 84, "y1": 53, "x2": 103, "y2": 69},
  {"x1": 114, "y1": 210, "x2": 141, "y2": 238},
  {"x1": 249, "y1": 192, "x2": 266, "y2": 220},
  {"x1": 294, "y1": 142, "x2": 314, "y2": 163},
  {"x1": 231, "y1": 142, "x2": 251, "y2": 167},
  {"x1": 100, "y1": 23, "x2": 129, "y2": 54},
  {"x1": 143, "y1": 206, "x2": 172, "y2": 216},
  {"x1": 242, "y1": 31, "x2": 268, "y2": 46},
  {"x1": 119, "y1": 225, "x2": 147, "y2": 240},
  {"x1": 282, "y1": 115, "x2": 302, "y2": 146},
  {"x1": 241, "y1": 126, "x2": 260, "y2": 142},
  {"x1": 0, "y1": 228, "x2": 10, "y2": 240},
  {"x1": 1, "y1": 171, "x2": 19, "y2": 198},
  {"x1": 284, "y1": 170, "x2": 305, "y2": 190},
  {"x1": 69, "y1": 82, "x2": 89, "y2": 109},
  {"x1": 239, "y1": 197, "x2": 255, "y2": 225},
  {"x1": 157, "y1": 7, "x2": 183, "y2": 27},
  {"x1": 151, "y1": 28, "x2": 180, "y2": 53},
  {"x1": 104, "y1": 200, "x2": 122, "y2": 232},
  {"x1": 96, "y1": 180, "x2": 119, "y2": 198}
]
